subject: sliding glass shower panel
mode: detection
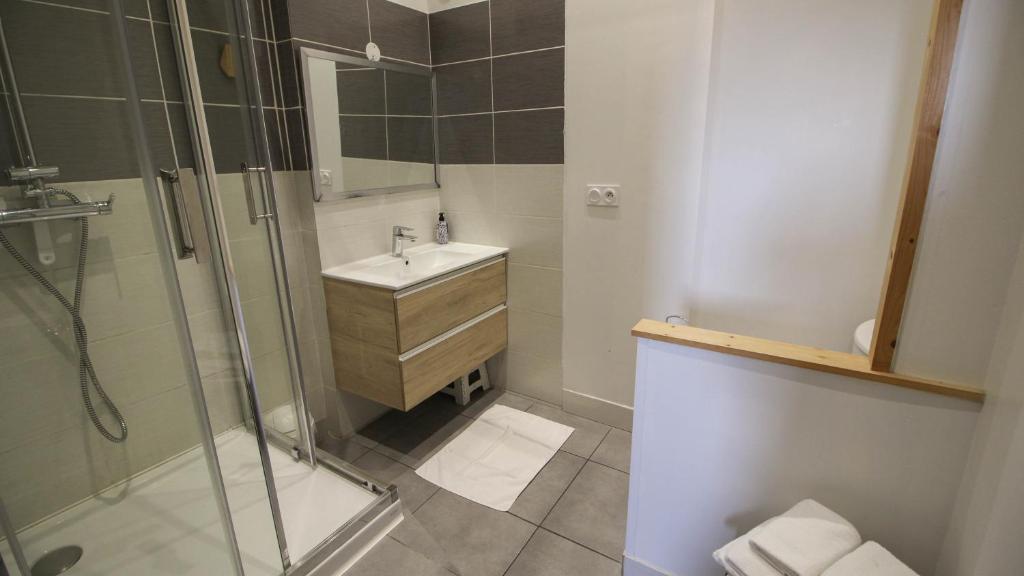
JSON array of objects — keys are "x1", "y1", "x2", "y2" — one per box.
[{"x1": 0, "y1": 0, "x2": 246, "y2": 573}]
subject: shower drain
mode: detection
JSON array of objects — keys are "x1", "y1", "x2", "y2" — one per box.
[{"x1": 30, "y1": 546, "x2": 82, "y2": 576}]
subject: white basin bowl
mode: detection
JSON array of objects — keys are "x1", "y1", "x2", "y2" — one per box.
[{"x1": 321, "y1": 242, "x2": 509, "y2": 290}]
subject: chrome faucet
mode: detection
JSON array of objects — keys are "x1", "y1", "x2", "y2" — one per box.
[{"x1": 391, "y1": 225, "x2": 417, "y2": 259}]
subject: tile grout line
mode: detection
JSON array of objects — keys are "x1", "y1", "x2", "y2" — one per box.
[
  {"x1": 141, "y1": 0, "x2": 181, "y2": 172},
  {"x1": 534, "y1": 433, "x2": 600, "y2": 529},
  {"x1": 487, "y1": 0, "x2": 496, "y2": 165},
  {"x1": 433, "y1": 45, "x2": 564, "y2": 68},
  {"x1": 501, "y1": 524, "x2": 540, "y2": 576},
  {"x1": 265, "y1": 0, "x2": 293, "y2": 169}
]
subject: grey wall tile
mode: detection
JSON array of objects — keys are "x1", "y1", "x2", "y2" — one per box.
[
  {"x1": 1, "y1": 1, "x2": 123, "y2": 98},
  {"x1": 490, "y1": 0, "x2": 565, "y2": 56},
  {"x1": 439, "y1": 114, "x2": 493, "y2": 164},
  {"x1": 286, "y1": 108, "x2": 309, "y2": 169},
  {"x1": 192, "y1": 29, "x2": 245, "y2": 106},
  {"x1": 436, "y1": 59, "x2": 492, "y2": 116},
  {"x1": 341, "y1": 116, "x2": 389, "y2": 160},
  {"x1": 265, "y1": 110, "x2": 287, "y2": 170},
  {"x1": 152, "y1": 22, "x2": 185, "y2": 102},
  {"x1": 268, "y1": 0, "x2": 291, "y2": 39},
  {"x1": 142, "y1": 101, "x2": 178, "y2": 173},
  {"x1": 187, "y1": 0, "x2": 268, "y2": 40},
  {"x1": 0, "y1": 96, "x2": 16, "y2": 186},
  {"x1": 386, "y1": 72, "x2": 433, "y2": 116},
  {"x1": 21, "y1": 96, "x2": 137, "y2": 181},
  {"x1": 494, "y1": 109, "x2": 563, "y2": 164},
  {"x1": 368, "y1": 0, "x2": 431, "y2": 66},
  {"x1": 254, "y1": 40, "x2": 278, "y2": 107},
  {"x1": 288, "y1": 0, "x2": 369, "y2": 51},
  {"x1": 492, "y1": 48, "x2": 564, "y2": 111},
  {"x1": 276, "y1": 41, "x2": 301, "y2": 108},
  {"x1": 204, "y1": 104, "x2": 255, "y2": 173},
  {"x1": 338, "y1": 69, "x2": 387, "y2": 115},
  {"x1": 166, "y1": 102, "x2": 196, "y2": 169},
  {"x1": 126, "y1": 0, "x2": 170, "y2": 23},
  {"x1": 429, "y1": 2, "x2": 491, "y2": 65},
  {"x1": 127, "y1": 19, "x2": 166, "y2": 101},
  {"x1": 388, "y1": 117, "x2": 435, "y2": 164}
]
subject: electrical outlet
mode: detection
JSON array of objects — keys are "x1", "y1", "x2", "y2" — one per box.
[
  {"x1": 586, "y1": 184, "x2": 620, "y2": 207},
  {"x1": 319, "y1": 169, "x2": 333, "y2": 186}
]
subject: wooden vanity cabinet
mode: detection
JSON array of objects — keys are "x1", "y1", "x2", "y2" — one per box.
[{"x1": 324, "y1": 257, "x2": 507, "y2": 411}]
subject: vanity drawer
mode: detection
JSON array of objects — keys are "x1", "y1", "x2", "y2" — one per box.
[
  {"x1": 395, "y1": 258, "x2": 507, "y2": 353},
  {"x1": 401, "y1": 307, "x2": 508, "y2": 409}
]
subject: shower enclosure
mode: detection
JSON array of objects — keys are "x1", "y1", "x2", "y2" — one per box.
[{"x1": 0, "y1": 0, "x2": 397, "y2": 574}]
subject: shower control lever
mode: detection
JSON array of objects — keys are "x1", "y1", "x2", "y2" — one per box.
[{"x1": 241, "y1": 162, "x2": 274, "y2": 225}]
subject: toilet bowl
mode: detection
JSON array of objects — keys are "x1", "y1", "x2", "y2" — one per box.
[{"x1": 852, "y1": 319, "x2": 875, "y2": 355}]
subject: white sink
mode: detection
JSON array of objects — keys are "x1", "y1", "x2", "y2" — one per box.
[{"x1": 321, "y1": 242, "x2": 509, "y2": 290}]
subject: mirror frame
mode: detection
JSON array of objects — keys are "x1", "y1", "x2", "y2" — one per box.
[{"x1": 300, "y1": 46, "x2": 440, "y2": 202}]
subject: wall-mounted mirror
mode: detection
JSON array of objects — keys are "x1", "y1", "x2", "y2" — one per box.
[{"x1": 301, "y1": 47, "x2": 438, "y2": 201}]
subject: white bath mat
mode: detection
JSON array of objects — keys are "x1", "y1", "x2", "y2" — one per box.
[{"x1": 415, "y1": 404, "x2": 574, "y2": 511}]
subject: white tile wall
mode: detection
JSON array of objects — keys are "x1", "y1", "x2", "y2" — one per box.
[
  {"x1": 439, "y1": 164, "x2": 565, "y2": 403},
  {"x1": 289, "y1": 172, "x2": 443, "y2": 437}
]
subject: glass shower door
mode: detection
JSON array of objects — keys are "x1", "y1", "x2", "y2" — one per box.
[
  {"x1": 0, "y1": 0, "x2": 251, "y2": 573},
  {"x1": 165, "y1": 0, "x2": 319, "y2": 571},
  {"x1": 175, "y1": 0, "x2": 313, "y2": 460}
]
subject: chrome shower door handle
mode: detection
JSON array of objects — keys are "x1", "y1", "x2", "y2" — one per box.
[
  {"x1": 241, "y1": 162, "x2": 273, "y2": 225},
  {"x1": 161, "y1": 169, "x2": 195, "y2": 258},
  {"x1": 160, "y1": 168, "x2": 211, "y2": 263}
]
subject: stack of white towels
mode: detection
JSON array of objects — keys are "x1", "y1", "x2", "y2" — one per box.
[{"x1": 713, "y1": 500, "x2": 919, "y2": 576}]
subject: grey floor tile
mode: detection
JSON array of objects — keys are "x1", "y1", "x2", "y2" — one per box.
[
  {"x1": 542, "y1": 462, "x2": 629, "y2": 561},
  {"x1": 462, "y1": 389, "x2": 536, "y2": 419},
  {"x1": 509, "y1": 450, "x2": 585, "y2": 525},
  {"x1": 394, "y1": 489, "x2": 536, "y2": 576},
  {"x1": 315, "y1": 433, "x2": 371, "y2": 463},
  {"x1": 346, "y1": 537, "x2": 455, "y2": 576},
  {"x1": 352, "y1": 450, "x2": 439, "y2": 512},
  {"x1": 373, "y1": 413, "x2": 474, "y2": 468},
  {"x1": 505, "y1": 528, "x2": 621, "y2": 576},
  {"x1": 527, "y1": 403, "x2": 611, "y2": 459},
  {"x1": 358, "y1": 408, "x2": 423, "y2": 444},
  {"x1": 590, "y1": 428, "x2": 632, "y2": 473}
]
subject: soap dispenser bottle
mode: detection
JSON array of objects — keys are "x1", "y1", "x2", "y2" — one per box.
[{"x1": 436, "y1": 212, "x2": 449, "y2": 245}]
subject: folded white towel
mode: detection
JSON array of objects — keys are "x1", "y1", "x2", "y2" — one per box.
[
  {"x1": 822, "y1": 542, "x2": 919, "y2": 576},
  {"x1": 749, "y1": 499, "x2": 861, "y2": 576},
  {"x1": 713, "y1": 522, "x2": 783, "y2": 576}
]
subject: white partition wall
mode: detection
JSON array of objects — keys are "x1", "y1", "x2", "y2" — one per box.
[{"x1": 624, "y1": 338, "x2": 981, "y2": 576}]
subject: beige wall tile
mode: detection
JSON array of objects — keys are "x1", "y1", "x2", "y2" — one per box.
[
  {"x1": 317, "y1": 219, "x2": 390, "y2": 269},
  {"x1": 445, "y1": 210, "x2": 504, "y2": 246},
  {"x1": 507, "y1": 350, "x2": 563, "y2": 406},
  {"x1": 509, "y1": 308, "x2": 562, "y2": 360},
  {"x1": 229, "y1": 235, "x2": 277, "y2": 302},
  {"x1": 439, "y1": 164, "x2": 496, "y2": 213},
  {"x1": 495, "y1": 164, "x2": 564, "y2": 218},
  {"x1": 188, "y1": 308, "x2": 241, "y2": 377},
  {"x1": 253, "y1": 348, "x2": 293, "y2": 411},
  {"x1": 202, "y1": 367, "x2": 246, "y2": 435},
  {"x1": 501, "y1": 214, "x2": 563, "y2": 269},
  {"x1": 240, "y1": 295, "x2": 289, "y2": 358},
  {"x1": 54, "y1": 253, "x2": 174, "y2": 342},
  {"x1": 508, "y1": 263, "x2": 563, "y2": 317}
]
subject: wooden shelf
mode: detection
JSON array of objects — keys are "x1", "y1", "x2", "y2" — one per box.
[{"x1": 631, "y1": 319, "x2": 985, "y2": 403}]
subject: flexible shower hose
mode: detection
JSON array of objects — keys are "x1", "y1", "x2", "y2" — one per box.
[{"x1": 0, "y1": 190, "x2": 128, "y2": 443}]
